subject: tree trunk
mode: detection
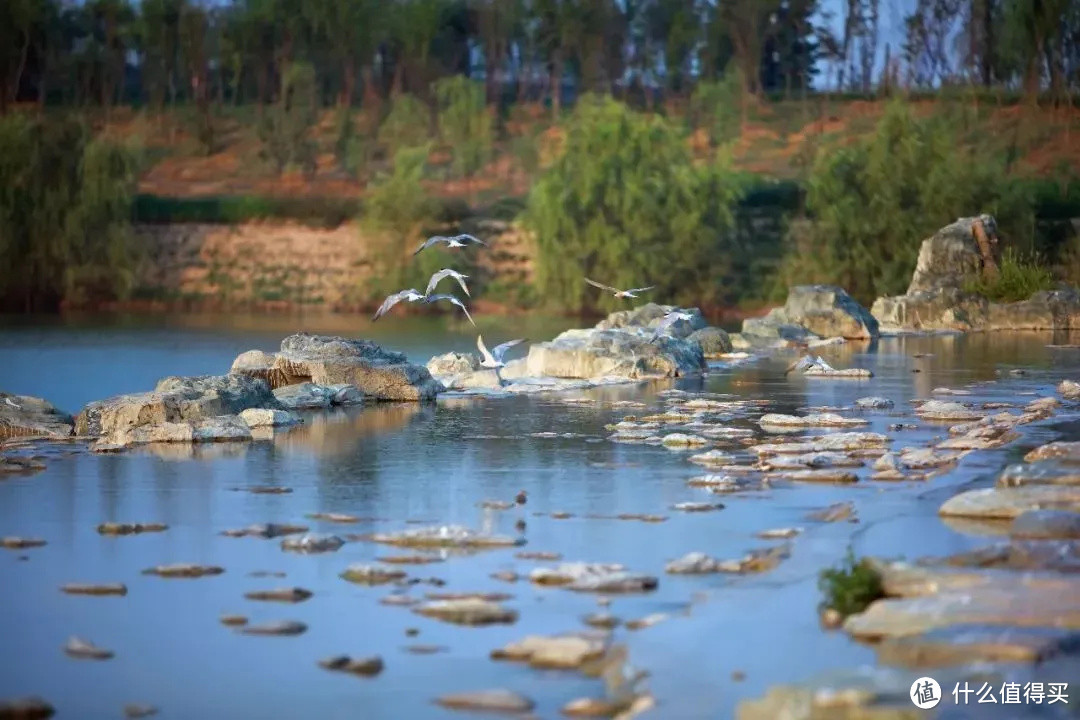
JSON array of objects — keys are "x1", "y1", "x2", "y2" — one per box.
[
  {"x1": 341, "y1": 61, "x2": 356, "y2": 106},
  {"x1": 550, "y1": 51, "x2": 563, "y2": 119}
]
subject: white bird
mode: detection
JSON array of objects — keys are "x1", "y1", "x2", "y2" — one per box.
[
  {"x1": 3, "y1": 397, "x2": 21, "y2": 410},
  {"x1": 649, "y1": 310, "x2": 694, "y2": 343},
  {"x1": 477, "y1": 335, "x2": 526, "y2": 369},
  {"x1": 423, "y1": 293, "x2": 475, "y2": 325},
  {"x1": 372, "y1": 288, "x2": 424, "y2": 321},
  {"x1": 585, "y1": 278, "x2": 656, "y2": 299},
  {"x1": 426, "y1": 268, "x2": 471, "y2": 297},
  {"x1": 413, "y1": 233, "x2": 486, "y2": 255},
  {"x1": 785, "y1": 354, "x2": 834, "y2": 375}
]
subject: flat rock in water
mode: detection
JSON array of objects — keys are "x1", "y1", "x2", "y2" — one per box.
[
  {"x1": 759, "y1": 413, "x2": 868, "y2": 428},
  {"x1": 378, "y1": 554, "x2": 444, "y2": 565},
  {"x1": 96, "y1": 522, "x2": 167, "y2": 535},
  {"x1": 660, "y1": 433, "x2": 709, "y2": 447},
  {"x1": 244, "y1": 587, "x2": 313, "y2": 603},
  {"x1": 751, "y1": 433, "x2": 888, "y2": 456},
  {"x1": 219, "y1": 615, "x2": 248, "y2": 626},
  {"x1": 340, "y1": 564, "x2": 407, "y2": 585},
  {"x1": 271, "y1": 382, "x2": 333, "y2": 409},
  {"x1": 239, "y1": 407, "x2": 302, "y2": 427},
  {"x1": 318, "y1": 655, "x2": 384, "y2": 677},
  {"x1": 1010, "y1": 510, "x2": 1080, "y2": 539},
  {"x1": 280, "y1": 533, "x2": 344, "y2": 553},
  {"x1": 764, "y1": 452, "x2": 863, "y2": 470},
  {"x1": 937, "y1": 425, "x2": 1017, "y2": 450},
  {"x1": 898, "y1": 448, "x2": 960, "y2": 470},
  {"x1": 491, "y1": 633, "x2": 608, "y2": 669},
  {"x1": 0, "y1": 455, "x2": 47, "y2": 475},
  {"x1": 999, "y1": 461, "x2": 1080, "y2": 487},
  {"x1": 767, "y1": 468, "x2": 859, "y2": 484},
  {"x1": 515, "y1": 551, "x2": 562, "y2": 561},
  {"x1": 915, "y1": 400, "x2": 984, "y2": 421},
  {"x1": 806, "y1": 502, "x2": 856, "y2": 523},
  {"x1": 714, "y1": 545, "x2": 791, "y2": 574},
  {"x1": 368, "y1": 525, "x2": 523, "y2": 549},
  {"x1": 239, "y1": 620, "x2": 307, "y2": 636},
  {"x1": 876, "y1": 625, "x2": 1080, "y2": 668},
  {"x1": 671, "y1": 501, "x2": 725, "y2": 512},
  {"x1": 931, "y1": 539, "x2": 1080, "y2": 572},
  {"x1": 60, "y1": 583, "x2": 127, "y2": 596},
  {"x1": 530, "y1": 563, "x2": 658, "y2": 593},
  {"x1": 686, "y1": 474, "x2": 750, "y2": 491},
  {"x1": 1025, "y1": 441, "x2": 1080, "y2": 463},
  {"x1": 434, "y1": 689, "x2": 535, "y2": 714},
  {"x1": 688, "y1": 450, "x2": 737, "y2": 467},
  {"x1": 1060, "y1": 379, "x2": 1080, "y2": 399},
  {"x1": 142, "y1": 564, "x2": 223, "y2": 578},
  {"x1": 64, "y1": 636, "x2": 113, "y2": 660},
  {"x1": 0, "y1": 696, "x2": 55, "y2": 719},
  {"x1": 412, "y1": 598, "x2": 518, "y2": 626},
  {"x1": 1, "y1": 537, "x2": 46, "y2": 549},
  {"x1": 122, "y1": 704, "x2": 158, "y2": 719},
  {"x1": 939, "y1": 486, "x2": 1080, "y2": 519},
  {"x1": 0, "y1": 392, "x2": 74, "y2": 440},
  {"x1": 307, "y1": 512, "x2": 360, "y2": 523},
  {"x1": 758, "y1": 527, "x2": 802, "y2": 540},
  {"x1": 855, "y1": 396, "x2": 894, "y2": 409},
  {"x1": 665, "y1": 552, "x2": 724, "y2": 574},
  {"x1": 222, "y1": 522, "x2": 309, "y2": 539}
]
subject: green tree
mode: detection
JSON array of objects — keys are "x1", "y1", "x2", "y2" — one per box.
[
  {"x1": 259, "y1": 60, "x2": 318, "y2": 173},
  {"x1": 524, "y1": 96, "x2": 743, "y2": 312},
  {"x1": 688, "y1": 65, "x2": 743, "y2": 146},
  {"x1": 433, "y1": 75, "x2": 492, "y2": 180},
  {"x1": 377, "y1": 92, "x2": 430, "y2": 154}
]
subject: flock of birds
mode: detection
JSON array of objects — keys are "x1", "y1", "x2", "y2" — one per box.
[{"x1": 371, "y1": 232, "x2": 694, "y2": 377}]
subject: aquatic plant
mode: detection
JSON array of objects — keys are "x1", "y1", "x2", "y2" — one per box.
[
  {"x1": 818, "y1": 549, "x2": 885, "y2": 618},
  {"x1": 963, "y1": 248, "x2": 1056, "y2": 302}
]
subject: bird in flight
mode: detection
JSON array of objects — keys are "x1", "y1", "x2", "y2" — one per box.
[
  {"x1": 372, "y1": 288, "x2": 425, "y2": 321},
  {"x1": 426, "y1": 268, "x2": 470, "y2": 297},
  {"x1": 477, "y1": 334, "x2": 527, "y2": 369},
  {"x1": 414, "y1": 233, "x2": 486, "y2": 256},
  {"x1": 423, "y1": 293, "x2": 475, "y2": 325},
  {"x1": 585, "y1": 278, "x2": 656, "y2": 299},
  {"x1": 649, "y1": 310, "x2": 695, "y2": 343}
]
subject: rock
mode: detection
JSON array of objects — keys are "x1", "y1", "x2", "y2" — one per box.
[
  {"x1": 492, "y1": 633, "x2": 608, "y2": 669},
  {"x1": 64, "y1": 636, "x2": 113, "y2": 660},
  {"x1": 239, "y1": 408, "x2": 301, "y2": 428},
  {"x1": 1025, "y1": 441, "x2": 1080, "y2": 463},
  {"x1": 268, "y1": 333, "x2": 443, "y2": 401},
  {"x1": 229, "y1": 350, "x2": 276, "y2": 381},
  {"x1": 318, "y1": 655, "x2": 384, "y2": 677},
  {"x1": 877, "y1": 625, "x2": 1080, "y2": 668},
  {"x1": 329, "y1": 384, "x2": 364, "y2": 405},
  {"x1": 434, "y1": 690, "x2": 535, "y2": 714},
  {"x1": 516, "y1": 551, "x2": 562, "y2": 561},
  {"x1": 688, "y1": 327, "x2": 733, "y2": 357},
  {"x1": 595, "y1": 303, "x2": 706, "y2": 337},
  {"x1": 223, "y1": 522, "x2": 308, "y2": 539},
  {"x1": 939, "y1": 486, "x2": 1080, "y2": 519},
  {"x1": 96, "y1": 522, "x2": 167, "y2": 535},
  {"x1": 759, "y1": 413, "x2": 867, "y2": 428},
  {"x1": 280, "y1": 533, "x2": 344, "y2": 553},
  {"x1": 380, "y1": 594, "x2": 418, "y2": 606},
  {"x1": 686, "y1": 474, "x2": 753, "y2": 491},
  {"x1": 526, "y1": 326, "x2": 705, "y2": 380},
  {"x1": 1, "y1": 537, "x2": 46, "y2": 549},
  {"x1": 60, "y1": 583, "x2": 127, "y2": 596},
  {"x1": 412, "y1": 598, "x2": 518, "y2": 626},
  {"x1": 912, "y1": 215, "x2": 1001, "y2": 293},
  {"x1": 142, "y1": 564, "x2": 224, "y2": 578},
  {"x1": 367, "y1": 525, "x2": 523, "y2": 549},
  {"x1": 660, "y1": 433, "x2": 709, "y2": 447},
  {"x1": 244, "y1": 587, "x2": 313, "y2": 603},
  {"x1": 937, "y1": 424, "x2": 1017, "y2": 450},
  {"x1": 122, "y1": 704, "x2": 158, "y2": 719},
  {"x1": 915, "y1": 400, "x2": 983, "y2": 421},
  {"x1": 738, "y1": 317, "x2": 819, "y2": 344},
  {"x1": 379, "y1": 554, "x2": 444, "y2": 565},
  {"x1": 897, "y1": 448, "x2": 959, "y2": 470},
  {"x1": 769, "y1": 285, "x2": 880, "y2": 339},
  {"x1": 1010, "y1": 510, "x2": 1080, "y2": 539},
  {"x1": 0, "y1": 455, "x2": 46, "y2": 476},
  {"x1": 855, "y1": 396, "x2": 894, "y2": 409},
  {"x1": 671, "y1": 501, "x2": 725, "y2": 512},
  {"x1": 426, "y1": 352, "x2": 479, "y2": 376},
  {"x1": 583, "y1": 613, "x2": 621, "y2": 629},
  {"x1": 491, "y1": 571, "x2": 518, "y2": 583},
  {"x1": 405, "y1": 644, "x2": 446, "y2": 654},
  {"x1": 239, "y1": 620, "x2": 307, "y2": 636},
  {"x1": 765, "y1": 453, "x2": 864, "y2": 471},
  {"x1": 0, "y1": 697, "x2": 55, "y2": 719},
  {"x1": 665, "y1": 552, "x2": 724, "y2": 574},
  {"x1": 932, "y1": 539, "x2": 1080, "y2": 572},
  {"x1": 530, "y1": 563, "x2": 658, "y2": 593},
  {"x1": 767, "y1": 469, "x2": 859, "y2": 484},
  {"x1": 271, "y1": 382, "x2": 333, "y2": 409},
  {"x1": 307, "y1": 512, "x2": 360, "y2": 524},
  {"x1": 219, "y1": 615, "x2": 248, "y2": 626},
  {"x1": 561, "y1": 697, "x2": 633, "y2": 717},
  {"x1": 0, "y1": 392, "x2": 73, "y2": 440},
  {"x1": 340, "y1": 565, "x2": 408, "y2": 585},
  {"x1": 688, "y1": 450, "x2": 737, "y2": 467},
  {"x1": 758, "y1": 527, "x2": 802, "y2": 540},
  {"x1": 807, "y1": 502, "x2": 856, "y2": 523},
  {"x1": 871, "y1": 452, "x2": 905, "y2": 481},
  {"x1": 1060, "y1": 379, "x2": 1080, "y2": 400},
  {"x1": 751, "y1": 432, "x2": 889, "y2": 456}
]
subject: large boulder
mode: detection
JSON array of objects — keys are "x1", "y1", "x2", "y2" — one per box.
[
  {"x1": 525, "y1": 328, "x2": 705, "y2": 379},
  {"x1": 687, "y1": 327, "x2": 733, "y2": 357},
  {"x1": 594, "y1": 303, "x2": 706, "y2": 338},
  {"x1": 0, "y1": 392, "x2": 74, "y2": 440},
  {"x1": 741, "y1": 285, "x2": 878, "y2": 342},
  {"x1": 906, "y1": 214, "x2": 999, "y2": 294},
  {"x1": 248, "y1": 334, "x2": 443, "y2": 402},
  {"x1": 76, "y1": 374, "x2": 277, "y2": 438}
]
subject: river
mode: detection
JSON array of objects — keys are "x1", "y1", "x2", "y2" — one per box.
[{"x1": 1, "y1": 314, "x2": 1078, "y2": 719}]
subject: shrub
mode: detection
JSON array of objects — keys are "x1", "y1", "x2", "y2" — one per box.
[
  {"x1": 523, "y1": 96, "x2": 743, "y2": 312},
  {"x1": 259, "y1": 62, "x2": 318, "y2": 175},
  {"x1": 687, "y1": 66, "x2": 743, "y2": 145},
  {"x1": 778, "y1": 101, "x2": 1035, "y2": 304},
  {"x1": 363, "y1": 144, "x2": 434, "y2": 234},
  {"x1": 433, "y1": 75, "x2": 492, "y2": 180},
  {"x1": 378, "y1": 94, "x2": 431, "y2": 156},
  {"x1": 818, "y1": 550, "x2": 885, "y2": 618},
  {"x1": 963, "y1": 248, "x2": 1056, "y2": 302}
]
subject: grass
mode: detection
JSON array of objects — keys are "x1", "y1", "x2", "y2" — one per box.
[
  {"x1": 818, "y1": 550, "x2": 885, "y2": 618},
  {"x1": 963, "y1": 248, "x2": 1056, "y2": 302}
]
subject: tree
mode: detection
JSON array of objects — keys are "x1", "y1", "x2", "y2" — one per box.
[
  {"x1": 259, "y1": 61, "x2": 318, "y2": 173},
  {"x1": 433, "y1": 75, "x2": 492, "y2": 180}
]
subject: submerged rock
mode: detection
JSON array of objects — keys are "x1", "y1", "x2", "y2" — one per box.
[
  {"x1": 244, "y1": 587, "x2": 313, "y2": 603},
  {"x1": 280, "y1": 533, "x2": 344, "y2": 554},
  {"x1": 688, "y1": 449, "x2": 738, "y2": 467},
  {"x1": 435, "y1": 689, "x2": 534, "y2": 715},
  {"x1": 340, "y1": 565, "x2": 407, "y2": 585},
  {"x1": 367, "y1": 525, "x2": 523, "y2": 549},
  {"x1": 665, "y1": 552, "x2": 724, "y2": 574},
  {"x1": 122, "y1": 705, "x2": 158, "y2": 719},
  {"x1": 222, "y1": 522, "x2": 308, "y2": 539},
  {"x1": 915, "y1": 400, "x2": 983, "y2": 421},
  {"x1": 759, "y1": 413, "x2": 868, "y2": 428},
  {"x1": 1010, "y1": 510, "x2": 1080, "y2": 539},
  {"x1": 855, "y1": 396, "x2": 894, "y2": 409},
  {"x1": 1, "y1": 537, "x2": 47, "y2": 549},
  {"x1": 0, "y1": 392, "x2": 73, "y2": 440},
  {"x1": 64, "y1": 636, "x2": 113, "y2": 660},
  {"x1": 413, "y1": 598, "x2": 518, "y2": 626},
  {"x1": 238, "y1": 407, "x2": 302, "y2": 427},
  {"x1": 671, "y1": 501, "x2": 725, "y2": 512},
  {"x1": 239, "y1": 620, "x2": 307, "y2": 636},
  {"x1": 96, "y1": 522, "x2": 167, "y2": 535},
  {"x1": 939, "y1": 486, "x2": 1080, "y2": 519},
  {"x1": 141, "y1": 564, "x2": 224, "y2": 578},
  {"x1": 877, "y1": 624, "x2": 1080, "y2": 668},
  {"x1": 318, "y1": 655, "x2": 384, "y2": 677},
  {"x1": 491, "y1": 633, "x2": 608, "y2": 669},
  {"x1": 767, "y1": 468, "x2": 859, "y2": 484},
  {"x1": 0, "y1": 696, "x2": 55, "y2": 719},
  {"x1": 752, "y1": 432, "x2": 889, "y2": 456},
  {"x1": 530, "y1": 563, "x2": 658, "y2": 593},
  {"x1": 0, "y1": 455, "x2": 47, "y2": 476},
  {"x1": 1025, "y1": 441, "x2": 1080, "y2": 463},
  {"x1": 660, "y1": 433, "x2": 709, "y2": 447},
  {"x1": 60, "y1": 583, "x2": 127, "y2": 596},
  {"x1": 807, "y1": 502, "x2": 856, "y2": 523}
]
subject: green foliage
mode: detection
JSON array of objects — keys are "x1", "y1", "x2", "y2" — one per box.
[
  {"x1": 378, "y1": 94, "x2": 431, "y2": 156},
  {"x1": 524, "y1": 96, "x2": 744, "y2": 312},
  {"x1": 779, "y1": 101, "x2": 1036, "y2": 303},
  {"x1": 332, "y1": 103, "x2": 369, "y2": 177},
  {"x1": 0, "y1": 114, "x2": 139, "y2": 310},
  {"x1": 363, "y1": 144, "x2": 434, "y2": 233},
  {"x1": 688, "y1": 66, "x2": 743, "y2": 145},
  {"x1": 259, "y1": 62, "x2": 318, "y2": 174},
  {"x1": 818, "y1": 550, "x2": 885, "y2": 618},
  {"x1": 963, "y1": 248, "x2": 1056, "y2": 302},
  {"x1": 433, "y1": 76, "x2": 493, "y2": 179}
]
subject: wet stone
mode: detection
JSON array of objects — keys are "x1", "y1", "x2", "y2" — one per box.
[
  {"x1": 244, "y1": 587, "x2": 313, "y2": 603},
  {"x1": 688, "y1": 450, "x2": 738, "y2": 467},
  {"x1": 855, "y1": 397, "x2": 894, "y2": 409},
  {"x1": 96, "y1": 522, "x2": 167, "y2": 535},
  {"x1": 307, "y1": 512, "x2": 360, "y2": 524},
  {"x1": 516, "y1": 551, "x2": 562, "y2": 561},
  {"x1": 240, "y1": 620, "x2": 307, "y2": 636},
  {"x1": 671, "y1": 501, "x2": 725, "y2": 512},
  {"x1": 0, "y1": 537, "x2": 46, "y2": 549},
  {"x1": 404, "y1": 644, "x2": 446, "y2": 654},
  {"x1": 492, "y1": 633, "x2": 608, "y2": 669},
  {"x1": 999, "y1": 461, "x2": 1080, "y2": 487},
  {"x1": 932, "y1": 539, "x2": 1080, "y2": 572},
  {"x1": 219, "y1": 615, "x2": 248, "y2": 626},
  {"x1": 530, "y1": 563, "x2": 658, "y2": 593},
  {"x1": 660, "y1": 433, "x2": 710, "y2": 447},
  {"x1": 686, "y1": 474, "x2": 752, "y2": 491},
  {"x1": 0, "y1": 456, "x2": 47, "y2": 476},
  {"x1": 807, "y1": 502, "x2": 856, "y2": 523},
  {"x1": 280, "y1": 533, "x2": 344, "y2": 553},
  {"x1": 666, "y1": 552, "x2": 723, "y2": 574},
  {"x1": 764, "y1": 452, "x2": 863, "y2": 470},
  {"x1": 378, "y1": 554, "x2": 444, "y2": 565},
  {"x1": 318, "y1": 655, "x2": 384, "y2": 677},
  {"x1": 898, "y1": 448, "x2": 960, "y2": 470},
  {"x1": 64, "y1": 636, "x2": 113, "y2": 660},
  {"x1": 939, "y1": 485, "x2": 1080, "y2": 519},
  {"x1": 122, "y1": 704, "x2": 158, "y2": 719},
  {"x1": 877, "y1": 625, "x2": 1080, "y2": 668},
  {"x1": 758, "y1": 527, "x2": 802, "y2": 540},
  {"x1": 435, "y1": 689, "x2": 535, "y2": 715},
  {"x1": 625, "y1": 613, "x2": 668, "y2": 631},
  {"x1": 1060, "y1": 379, "x2": 1080, "y2": 400},
  {"x1": 368, "y1": 525, "x2": 523, "y2": 549},
  {"x1": 583, "y1": 613, "x2": 620, "y2": 629},
  {"x1": 412, "y1": 598, "x2": 518, "y2": 626},
  {"x1": 716, "y1": 545, "x2": 791, "y2": 574},
  {"x1": 60, "y1": 583, "x2": 127, "y2": 596},
  {"x1": 1010, "y1": 510, "x2": 1080, "y2": 539},
  {"x1": 767, "y1": 469, "x2": 859, "y2": 484},
  {"x1": 244, "y1": 486, "x2": 292, "y2": 495},
  {"x1": 142, "y1": 564, "x2": 223, "y2": 578},
  {"x1": 425, "y1": 592, "x2": 513, "y2": 602},
  {"x1": 915, "y1": 399, "x2": 984, "y2": 421},
  {"x1": 491, "y1": 571, "x2": 519, "y2": 583},
  {"x1": 222, "y1": 523, "x2": 308, "y2": 539},
  {"x1": 1025, "y1": 441, "x2": 1080, "y2": 463},
  {"x1": 759, "y1": 413, "x2": 868, "y2": 428},
  {"x1": 340, "y1": 564, "x2": 408, "y2": 585},
  {"x1": 0, "y1": 697, "x2": 55, "y2": 719}
]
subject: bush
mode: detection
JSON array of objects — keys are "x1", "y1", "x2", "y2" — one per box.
[
  {"x1": 433, "y1": 75, "x2": 492, "y2": 179},
  {"x1": 363, "y1": 144, "x2": 434, "y2": 234},
  {"x1": 963, "y1": 248, "x2": 1056, "y2": 302},
  {"x1": 523, "y1": 96, "x2": 743, "y2": 312},
  {"x1": 0, "y1": 114, "x2": 140, "y2": 310},
  {"x1": 688, "y1": 67, "x2": 743, "y2": 145},
  {"x1": 818, "y1": 550, "x2": 885, "y2": 618},
  {"x1": 259, "y1": 62, "x2": 318, "y2": 175},
  {"x1": 378, "y1": 94, "x2": 431, "y2": 156},
  {"x1": 778, "y1": 101, "x2": 1035, "y2": 304}
]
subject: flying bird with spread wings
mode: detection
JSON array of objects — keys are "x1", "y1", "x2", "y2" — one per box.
[
  {"x1": 426, "y1": 268, "x2": 470, "y2": 297},
  {"x1": 477, "y1": 335, "x2": 527, "y2": 369},
  {"x1": 423, "y1": 293, "x2": 475, "y2": 326},
  {"x1": 413, "y1": 233, "x2": 486, "y2": 256},
  {"x1": 372, "y1": 288, "x2": 425, "y2": 321},
  {"x1": 649, "y1": 310, "x2": 695, "y2": 343},
  {"x1": 584, "y1": 278, "x2": 656, "y2": 299}
]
